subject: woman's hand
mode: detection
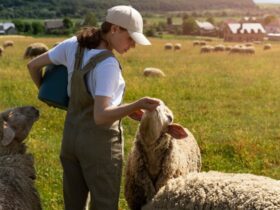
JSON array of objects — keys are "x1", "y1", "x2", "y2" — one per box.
[{"x1": 135, "y1": 97, "x2": 161, "y2": 111}]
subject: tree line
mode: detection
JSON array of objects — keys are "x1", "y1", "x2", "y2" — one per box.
[{"x1": 0, "y1": 0, "x2": 256, "y2": 19}]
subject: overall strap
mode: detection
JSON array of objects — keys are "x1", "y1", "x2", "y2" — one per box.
[
  {"x1": 81, "y1": 50, "x2": 115, "y2": 74},
  {"x1": 74, "y1": 45, "x2": 85, "y2": 70}
]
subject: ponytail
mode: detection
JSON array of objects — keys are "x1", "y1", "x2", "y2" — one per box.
[{"x1": 76, "y1": 22, "x2": 113, "y2": 49}]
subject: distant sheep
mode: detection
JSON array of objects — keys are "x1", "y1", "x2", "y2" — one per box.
[
  {"x1": 200, "y1": 45, "x2": 214, "y2": 53},
  {"x1": 24, "y1": 42, "x2": 49, "y2": 59},
  {"x1": 263, "y1": 43, "x2": 272, "y2": 50},
  {"x1": 143, "y1": 67, "x2": 166, "y2": 77},
  {"x1": 143, "y1": 171, "x2": 280, "y2": 210},
  {"x1": 213, "y1": 44, "x2": 225, "y2": 52},
  {"x1": 174, "y1": 43, "x2": 182, "y2": 50},
  {"x1": 125, "y1": 100, "x2": 201, "y2": 210},
  {"x1": 3, "y1": 40, "x2": 14, "y2": 48},
  {"x1": 164, "y1": 43, "x2": 173, "y2": 50},
  {"x1": 0, "y1": 46, "x2": 3, "y2": 56},
  {"x1": 0, "y1": 106, "x2": 41, "y2": 210}
]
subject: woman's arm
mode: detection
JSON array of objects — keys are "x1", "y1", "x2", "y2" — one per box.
[
  {"x1": 27, "y1": 52, "x2": 53, "y2": 89},
  {"x1": 94, "y1": 96, "x2": 160, "y2": 125}
]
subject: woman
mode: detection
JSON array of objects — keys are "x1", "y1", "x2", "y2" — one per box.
[{"x1": 27, "y1": 5, "x2": 160, "y2": 210}]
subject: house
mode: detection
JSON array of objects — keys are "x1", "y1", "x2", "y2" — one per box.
[
  {"x1": 224, "y1": 23, "x2": 266, "y2": 42},
  {"x1": 44, "y1": 19, "x2": 64, "y2": 33},
  {"x1": 195, "y1": 20, "x2": 216, "y2": 36},
  {"x1": 0, "y1": 22, "x2": 17, "y2": 35}
]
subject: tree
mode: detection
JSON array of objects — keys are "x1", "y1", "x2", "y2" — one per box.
[
  {"x1": 206, "y1": 17, "x2": 215, "y2": 25},
  {"x1": 182, "y1": 17, "x2": 197, "y2": 35},
  {"x1": 32, "y1": 21, "x2": 44, "y2": 35},
  {"x1": 82, "y1": 11, "x2": 97, "y2": 27},
  {"x1": 63, "y1": 17, "x2": 73, "y2": 29}
]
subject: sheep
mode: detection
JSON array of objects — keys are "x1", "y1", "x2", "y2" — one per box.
[
  {"x1": 0, "y1": 106, "x2": 42, "y2": 210},
  {"x1": 174, "y1": 43, "x2": 182, "y2": 50},
  {"x1": 0, "y1": 46, "x2": 3, "y2": 56},
  {"x1": 243, "y1": 46, "x2": 255, "y2": 54},
  {"x1": 24, "y1": 42, "x2": 49, "y2": 59},
  {"x1": 200, "y1": 45, "x2": 214, "y2": 53},
  {"x1": 143, "y1": 67, "x2": 166, "y2": 77},
  {"x1": 213, "y1": 44, "x2": 225, "y2": 52},
  {"x1": 193, "y1": 41, "x2": 200, "y2": 46},
  {"x1": 125, "y1": 100, "x2": 201, "y2": 210},
  {"x1": 264, "y1": 43, "x2": 272, "y2": 50},
  {"x1": 143, "y1": 171, "x2": 280, "y2": 210},
  {"x1": 164, "y1": 43, "x2": 173, "y2": 50},
  {"x1": 3, "y1": 40, "x2": 14, "y2": 48}
]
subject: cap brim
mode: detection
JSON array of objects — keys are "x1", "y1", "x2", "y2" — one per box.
[{"x1": 128, "y1": 31, "x2": 151, "y2": 45}]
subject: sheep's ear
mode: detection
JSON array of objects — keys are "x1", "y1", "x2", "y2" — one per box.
[
  {"x1": 167, "y1": 124, "x2": 188, "y2": 139},
  {"x1": 2, "y1": 123, "x2": 15, "y2": 146},
  {"x1": 128, "y1": 110, "x2": 144, "y2": 122}
]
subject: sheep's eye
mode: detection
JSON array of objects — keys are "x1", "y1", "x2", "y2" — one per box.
[{"x1": 166, "y1": 115, "x2": 173, "y2": 123}]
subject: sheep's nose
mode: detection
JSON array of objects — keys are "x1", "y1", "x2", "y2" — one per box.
[{"x1": 31, "y1": 107, "x2": 40, "y2": 117}]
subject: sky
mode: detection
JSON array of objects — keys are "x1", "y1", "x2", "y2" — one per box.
[{"x1": 253, "y1": 0, "x2": 280, "y2": 3}]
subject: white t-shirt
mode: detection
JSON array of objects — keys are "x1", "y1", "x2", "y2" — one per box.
[{"x1": 48, "y1": 36, "x2": 125, "y2": 106}]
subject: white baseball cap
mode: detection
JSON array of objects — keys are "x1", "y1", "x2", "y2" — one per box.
[{"x1": 105, "y1": 5, "x2": 151, "y2": 45}]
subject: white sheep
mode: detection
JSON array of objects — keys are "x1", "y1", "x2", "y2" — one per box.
[
  {"x1": 0, "y1": 106, "x2": 42, "y2": 210},
  {"x1": 24, "y1": 42, "x2": 49, "y2": 59},
  {"x1": 143, "y1": 171, "x2": 280, "y2": 210},
  {"x1": 174, "y1": 43, "x2": 182, "y2": 50},
  {"x1": 125, "y1": 100, "x2": 201, "y2": 210},
  {"x1": 164, "y1": 43, "x2": 173, "y2": 50},
  {"x1": 3, "y1": 40, "x2": 14, "y2": 48},
  {"x1": 264, "y1": 43, "x2": 272, "y2": 50},
  {"x1": 143, "y1": 67, "x2": 166, "y2": 77},
  {"x1": 200, "y1": 45, "x2": 214, "y2": 53}
]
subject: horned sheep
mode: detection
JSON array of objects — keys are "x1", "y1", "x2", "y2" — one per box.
[
  {"x1": 143, "y1": 171, "x2": 280, "y2": 210},
  {"x1": 0, "y1": 106, "x2": 42, "y2": 210},
  {"x1": 125, "y1": 100, "x2": 201, "y2": 210},
  {"x1": 24, "y1": 42, "x2": 49, "y2": 59}
]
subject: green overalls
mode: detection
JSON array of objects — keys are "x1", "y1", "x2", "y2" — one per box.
[{"x1": 60, "y1": 45, "x2": 123, "y2": 210}]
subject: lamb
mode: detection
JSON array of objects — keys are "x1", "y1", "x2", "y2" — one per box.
[
  {"x1": 143, "y1": 171, "x2": 280, "y2": 210},
  {"x1": 24, "y1": 42, "x2": 49, "y2": 59},
  {"x1": 125, "y1": 100, "x2": 201, "y2": 210},
  {"x1": 143, "y1": 67, "x2": 166, "y2": 77},
  {"x1": 0, "y1": 106, "x2": 42, "y2": 210},
  {"x1": 3, "y1": 40, "x2": 14, "y2": 48}
]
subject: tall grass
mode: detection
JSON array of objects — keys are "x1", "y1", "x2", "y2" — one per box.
[{"x1": 0, "y1": 35, "x2": 279, "y2": 209}]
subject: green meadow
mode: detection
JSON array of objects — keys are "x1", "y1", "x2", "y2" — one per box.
[{"x1": 0, "y1": 35, "x2": 279, "y2": 209}]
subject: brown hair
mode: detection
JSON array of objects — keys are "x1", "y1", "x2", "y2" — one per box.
[{"x1": 76, "y1": 22, "x2": 126, "y2": 49}]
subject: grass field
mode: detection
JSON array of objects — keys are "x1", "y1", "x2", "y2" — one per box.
[{"x1": 0, "y1": 35, "x2": 280, "y2": 209}]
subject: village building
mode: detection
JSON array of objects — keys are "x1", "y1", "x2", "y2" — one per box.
[
  {"x1": 224, "y1": 23, "x2": 266, "y2": 42},
  {"x1": 195, "y1": 20, "x2": 216, "y2": 36},
  {"x1": 44, "y1": 19, "x2": 64, "y2": 33},
  {"x1": 0, "y1": 22, "x2": 17, "y2": 35}
]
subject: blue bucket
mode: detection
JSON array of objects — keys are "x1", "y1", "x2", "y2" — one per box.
[{"x1": 38, "y1": 64, "x2": 69, "y2": 110}]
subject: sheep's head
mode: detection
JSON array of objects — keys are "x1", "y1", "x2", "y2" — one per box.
[
  {"x1": 0, "y1": 106, "x2": 40, "y2": 146},
  {"x1": 129, "y1": 100, "x2": 187, "y2": 144}
]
